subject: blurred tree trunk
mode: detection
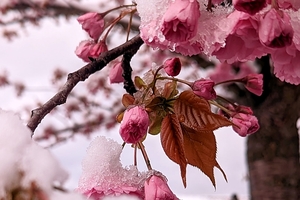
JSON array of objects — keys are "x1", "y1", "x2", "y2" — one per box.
[{"x1": 245, "y1": 56, "x2": 300, "y2": 200}]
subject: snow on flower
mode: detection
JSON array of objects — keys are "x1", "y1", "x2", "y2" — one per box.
[
  {"x1": 77, "y1": 136, "x2": 147, "y2": 199},
  {"x1": 136, "y1": 0, "x2": 231, "y2": 56},
  {"x1": 0, "y1": 109, "x2": 75, "y2": 199}
]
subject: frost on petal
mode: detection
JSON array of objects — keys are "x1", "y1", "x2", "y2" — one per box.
[
  {"x1": 77, "y1": 136, "x2": 147, "y2": 199},
  {"x1": 136, "y1": 0, "x2": 203, "y2": 56}
]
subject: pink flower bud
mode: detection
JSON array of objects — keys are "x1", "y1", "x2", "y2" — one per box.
[
  {"x1": 163, "y1": 57, "x2": 181, "y2": 76},
  {"x1": 161, "y1": 0, "x2": 200, "y2": 42},
  {"x1": 120, "y1": 106, "x2": 149, "y2": 144},
  {"x1": 258, "y1": 9, "x2": 293, "y2": 48},
  {"x1": 241, "y1": 74, "x2": 263, "y2": 96},
  {"x1": 77, "y1": 12, "x2": 105, "y2": 40},
  {"x1": 191, "y1": 79, "x2": 216, "y2": 100},
  {"x1": 144, "y1": 175, "x2": 178, "y2": 200},
  {"x1": 75, "y1": 40, "x2": 108, "y2": 62},
  {"x1": 232, "y1": 0, "x2": 267, "y2": 15},
  {"x1": 232, "y1": 113, "x2": 260, "y2": 136},
  {"x1": 109, "y1": 62, "x2": 124, "y2": 84}
]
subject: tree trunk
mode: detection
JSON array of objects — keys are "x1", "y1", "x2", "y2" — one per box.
[{"x1": 246, "y1": 57, "x2": 300, "y2": 200}]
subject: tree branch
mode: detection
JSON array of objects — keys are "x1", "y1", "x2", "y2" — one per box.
[{"x1": 27, "y1": 35, "x2": 144, "y2": 134}]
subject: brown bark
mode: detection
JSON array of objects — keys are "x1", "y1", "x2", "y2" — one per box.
[{"x1": 245, "y1": 57, "x2": 300, "y2": 200}]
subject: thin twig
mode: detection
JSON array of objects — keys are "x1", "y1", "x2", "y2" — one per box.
[{"x1": 27, "y1": 35, "x2": 144, "y2": 134}]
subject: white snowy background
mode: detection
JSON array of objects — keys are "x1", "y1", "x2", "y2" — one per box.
[{"x1": 0, "y1": 17, "x2": 249, "y2": 200}]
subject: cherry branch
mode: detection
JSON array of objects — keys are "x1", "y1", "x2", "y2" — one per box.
[{"x1": 27, "y1": 35, "x2": 144, "y2": 134}]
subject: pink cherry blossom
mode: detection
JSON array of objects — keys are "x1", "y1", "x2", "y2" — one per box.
[
  {"x1": 109, "y1": 62, "x2": 124, "y2": 84},
  {"x1": 232, "y1": 0, "x2": 267, "y2": 15},
  {"x1": 241, "y1": 74, "x2": 263, "y2": 96},
  {"x1": 75, "y1": 40, "x2": 108, "y2": 62},
  {"x1": 144, "y1": 175, "x2": 178, "y2": 200},
  {"x1": 161, "y1": 0, "x2": 200, "y2": 42},
  {"x1": 120, "y1": 106, "x2": 149, "y2": 144},
  {"x1": 212, "y1": 11, "x2": 268, "y2": 64},
  {"x1": 163, "y1": 57, "x2": 181, "y2": 77},
  {"x1": 266, "y1": 0, "x2": 300, "y2": 10},
  {"x1": 270, "y1": 44, "x2": 300, "y2": 84},
  {"x1": 191, "y1": 79, "x2": 216, "y2": 100},
  {"x1": 232, "y1": 113, "x2": 260, "y2": 136},
  {"x1": 137, "y1": 0, "x2": 204, "y2": 56},
  {"x1": 259, "y1": 9, "x2": 293, "y2": 48},
  {"x1": 77, "y1": 12, "x2": 105, "y2": 41}
]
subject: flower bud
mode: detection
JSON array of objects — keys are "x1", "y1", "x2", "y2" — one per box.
[
  {"x1": 163, "y1": 57, "x2": 181, "y2": 76},
  {"x1": 241, "y1": 74, "x2": 263, "y2": 96},
  {"x1": 119, "y1": 106, "x2": 149, "y2": 144},
  {"x1": 77, "y1": 12, "x2": 105, "y2": 40},
  {"x1": 144, "y1": 175, "x2": 178, "y2": 200},
  {"x1": 109, "y1": 62, "x2": 124, "y2": 84},
  {"x1": 232, "y1": 113, "x2": 260, "y2": 136},
  {"x1": 191, "y1": 79, "x2": 216, "y2": 100},
  {"x1": 75, "y1": 40, "x2": 108, "y2": 62}
]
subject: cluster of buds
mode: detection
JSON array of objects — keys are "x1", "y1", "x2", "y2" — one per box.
[{"x1": 75, "y1": 4, "x2": 137, "y2": 62}]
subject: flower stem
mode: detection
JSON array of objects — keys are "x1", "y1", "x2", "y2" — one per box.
[{"x1": 138, "y1": 142, "x2": 152, "y2": 170}]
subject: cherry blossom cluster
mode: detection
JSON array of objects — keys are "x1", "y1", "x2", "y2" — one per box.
[{"x1": 136, "y1": 0, "x2": 300, "y2": 84}]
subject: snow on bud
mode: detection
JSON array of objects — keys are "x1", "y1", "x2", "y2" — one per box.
[
  {"x1": 120, "y1": 106, "x2": 149, "y2": 144},
  {"x1": 163, "y1": 57, "x2": 181, "y2": 76},
  {"x1": 232, "y1": 0, "x2": 267, "y2": 15},
  {"x1": 191, "y1": 79, "x2": 216, "y2": 100},
  {"x1": 258, "y1": 9, "x2": 293, "y2": 48},
  {"x1": 161, "y1": 0, "x2": 200, "y2": 42},
  {"x1": 77, "y1": 12, "x2": 105, "y2": 41},
  {"x1": 144, "y1": 175, "x2": 178, "y2": 200},
  {"x1": 241, "y1": 73, "x2": 263, "y2": 96},
  {"x1": 109, "y1": 62, "x2": 124, "y2": 84},
  {"x1": 232, "y1": 113, "x2": 260, "y2": 136}
]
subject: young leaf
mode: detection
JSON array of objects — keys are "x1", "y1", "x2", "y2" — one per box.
[
  {"x1": 147, "y1": 97, "x2": 168, "y2": 134},
  {"x1": 122, "y1": 94, "x2": 135, "y2": 108},
  {"x1": 181, "y1": 124, "x2": 226, "y2": 188},
  {"x1": 174, "y1": 91, "x2": 232, "y2": 131},
  {"x1": 161, "y1": 114, "x2": 187, "y2": 187}
]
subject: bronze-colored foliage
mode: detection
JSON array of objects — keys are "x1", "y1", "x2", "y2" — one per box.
[
  {"x1": 161, "y1": 114, "x2": 187, "y2": 187},
  {"x1": 160, "y1": 90, "x2": 231, "y2": 187},
  {"x1": 174, "y1": 91, "x2": 232, "y2": 131}
]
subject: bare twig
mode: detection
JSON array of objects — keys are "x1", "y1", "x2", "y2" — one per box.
[{"x1": 27, "y1": 35, "x2": 144, "y2": 134}]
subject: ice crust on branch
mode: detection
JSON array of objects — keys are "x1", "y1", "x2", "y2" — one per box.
[
  {"x1": 77, "y1": 136, "x2": 147, "y2": 199},
  {"x1": 0, "y1": 109, "x2": 84, "y2": 199}
]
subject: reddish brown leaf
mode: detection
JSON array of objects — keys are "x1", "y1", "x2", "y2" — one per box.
[
  {"x1": 182, "y1": 124, "x2": 226, "y2": 187},
  {"x1": 174, "y1": 91, "x2": 232, "y2": 131},
  {"x1": 161, "y1": 114, "x2": 187, "y2": 187}
]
